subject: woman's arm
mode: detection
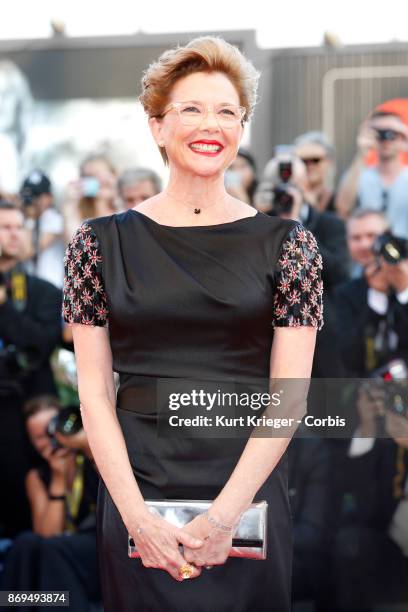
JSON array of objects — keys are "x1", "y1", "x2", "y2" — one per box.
[
  {"x1": 72, "y1": 323, "x2": 204, "y2": 580},
  {"x1": 26, "y1": 468, "x2": 66, "y2": 536},
  {"x1": 71, "y1": 324, "x2": 148, "y2": 527},
  {"x1": 183, "y1": 327, "x2": 316, "y2": 567},
  {"x1": 209, "y1": 326, "x2": 316, "y2": 524}
]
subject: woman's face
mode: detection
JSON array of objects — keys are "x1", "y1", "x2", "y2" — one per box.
[
  {"x1": 228, "y1": 155, "x2": 255, "y2": 189},
  {"x1": 26, "y1": 409, "x2": 58, "y2": 458},
  {"x1": 80, "y1": 158, "x2": 117, "y2": 203},
  {"x1": 150, "y1": 71, "x2": 244, "y2": 178}
]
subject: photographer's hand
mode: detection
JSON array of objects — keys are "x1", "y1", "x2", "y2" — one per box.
[
  {"x1": 279, "y1": 186, "x2": 303, "y2": 222},
  {"x1": 382, "y1": 260, "x2": 408, "y2": 294},
  {"x1": 357, "y1": 385, "x2": 385, "y2": 437},
  {"x1": 364, "y1": 259, "x2": 390, "y2": 293},
  {"x1": 42, "y1": 445, "x2": 72, "y2": 479},
  {"x1": 0, "y1": 285, "x2": 7, "y2": 305},
  {"x1": 54, "y1": 428, "x2": 93, "y2": 460},
  {"x1": 385, "y1": 411, "x2": 408, "y2": 449},
  {"x1": 357, "y1": 120, "x2": 377, "y2": 157}
]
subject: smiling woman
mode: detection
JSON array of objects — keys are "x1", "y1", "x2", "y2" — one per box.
[{"x1": 63, "y1": 35, "x2": 324, "y2": 612}]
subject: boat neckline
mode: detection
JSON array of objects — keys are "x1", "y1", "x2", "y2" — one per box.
[{"x1": 128, "y1": 208, "x2": 261, "y2": 229}]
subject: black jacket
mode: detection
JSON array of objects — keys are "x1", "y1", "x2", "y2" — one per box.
[
  {"x1": 334, "y1": 276, "x2": 408, "y2": 377},
  {"x1": 303, "y1": 205, "x2": 351, "y2": 377},
  {"x1": 334, "y1": 438, "x2": 408, "y2": 531},
  {"x1": 0, "y1": 269, "x2": 62, "y2": 397},
  {"x1": 288, "y1": 436, "x2": 332, "y2": 554}
]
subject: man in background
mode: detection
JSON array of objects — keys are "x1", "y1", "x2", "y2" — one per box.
[
  {"x1": 337, "y1": 111, "x2": 408, "y2": 239},
  {"x1": 117, "y1": 167, "x2": 162, "y2": 209},
  {"x1": 0, "y1": 200, "x2": 62, "y2": 536},
  {"x1": 20, "y1": 170, "x2": 65, "y2": 288}
]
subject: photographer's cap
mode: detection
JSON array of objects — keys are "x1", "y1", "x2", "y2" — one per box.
[{"x1": 20, "y1": 170, "x2": 52, "y2": 204}]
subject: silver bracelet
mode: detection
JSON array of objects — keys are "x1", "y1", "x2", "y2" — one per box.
[{"x1": 203, "y1": 511, "x2": 239, "y2": 532}]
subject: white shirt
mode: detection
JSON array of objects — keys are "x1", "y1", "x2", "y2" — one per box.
[
  {"x1": 358, "y1": 167, "x2": 408, "y2": 239},
  {"x1": 25, "y1": 208, "x2": 65, "y2": 289}
]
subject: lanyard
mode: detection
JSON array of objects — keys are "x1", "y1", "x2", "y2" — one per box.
[{"x1": 65, "y1": 453, "x2": 85, "y2": 533}]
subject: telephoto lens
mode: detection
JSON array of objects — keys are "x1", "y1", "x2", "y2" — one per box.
[{"x1": 47, "y1": 404, "x2": 83, "y2": 451}]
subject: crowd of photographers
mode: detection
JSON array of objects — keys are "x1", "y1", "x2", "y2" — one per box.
[{"x1": 0, "y1": 108, "x2": 407, "y2": 611}]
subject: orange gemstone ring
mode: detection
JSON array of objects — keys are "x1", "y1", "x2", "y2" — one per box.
[{"x1": 178, "y1": 564, "x2": 194, "y2": 580}]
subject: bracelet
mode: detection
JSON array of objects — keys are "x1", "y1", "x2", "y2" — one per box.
[
  {"x1": 48, "y1": 493, "x2": 66, "y2": 501},
  {"x1": 203, "y1": 511, "x2": 240, "y2": 532}
]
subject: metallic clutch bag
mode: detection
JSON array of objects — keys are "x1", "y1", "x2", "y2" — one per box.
[{"x1": 128, "y1": 499, "x2": 268, "y2": 560}]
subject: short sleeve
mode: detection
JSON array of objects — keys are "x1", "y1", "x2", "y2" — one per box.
[
  {"x1": 62, "y1": 222, "x2": 109, "y2": 327},
  {"x1": 271, "y1": 224, "x2": 324, "y2": 330}
]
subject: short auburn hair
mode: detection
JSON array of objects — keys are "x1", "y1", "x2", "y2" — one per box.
[{"x1": 139, "y1": 36, "x2": 260, "y2": 165}]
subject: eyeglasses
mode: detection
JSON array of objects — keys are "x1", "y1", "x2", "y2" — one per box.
[
  {"x1": 159, "y1": 101, "x2": 247, "y2": 129},
  {"x1": 299, "y1": 157, "x2": 326, "y2": 166}
]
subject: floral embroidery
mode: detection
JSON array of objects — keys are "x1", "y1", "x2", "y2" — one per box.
[
  {"x1": 272, "y1": 224, "x2": 324, "y2": 330},
  {"x1": 62, "y1": 223, "x2": 109, "y2": 327}
]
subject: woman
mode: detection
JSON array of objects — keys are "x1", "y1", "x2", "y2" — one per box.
[
  {"x1": 226, "y1": 146, "x2": 258, "y2": 205},
  {"x1": 63, "y1": 153, "x2": 118, "y2": 243},
  {"x1": 63, "y1": 36, "x2": 324, "y2": 612},
  {"x1": 293, "y1": 131, "x2": 336, "y2": 213},
  {"x1": 1, "y1": 395, "x2": 100, "y2": 611}
]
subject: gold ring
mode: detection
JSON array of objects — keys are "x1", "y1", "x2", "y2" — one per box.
[{"x1": 178, "y1": 564, "x2": 194, "y2": 579}]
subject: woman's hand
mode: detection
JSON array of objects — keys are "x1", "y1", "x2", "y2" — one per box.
[
  {"x1": 42, "y1": 445, "x2": 73, "y2": 478},
  {"x1": 182, "y1": 513, "x2": 233, "y2": 568},
  {"x1": 55, "y1": 429, "x2": 90, "y2": 454},
  {"x1": 129, "y1": 512, "x2": 204, "y2": 581}
]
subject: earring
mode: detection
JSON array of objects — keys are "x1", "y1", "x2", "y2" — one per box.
[{"x1": 158, "y1": 141, "x2": 165, "y2": 147}]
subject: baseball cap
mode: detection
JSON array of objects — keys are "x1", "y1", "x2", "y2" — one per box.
[{"x1": 20, "y1": 170, "x2": 52, "y2": 205}]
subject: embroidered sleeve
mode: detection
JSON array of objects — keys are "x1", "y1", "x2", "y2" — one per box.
[
  {"x1": 272, "y1": 224, "x2": 324, "y2": 330},
  {"x1": 62, "y1": 222, "x2": 109, "y2": 327}
]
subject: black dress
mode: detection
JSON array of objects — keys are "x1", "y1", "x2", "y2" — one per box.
[{"x1": 62, "y1": 209, "x2": 324, "y2": 612}]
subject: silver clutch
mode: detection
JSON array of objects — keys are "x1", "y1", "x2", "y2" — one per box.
[{"x1": 128, "y1": 499, "x2": 268, "y2": 560}]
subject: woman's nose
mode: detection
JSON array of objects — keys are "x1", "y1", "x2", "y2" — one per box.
[{"x1": 199, "y1": 109, "x2": 221, "y2": 131}]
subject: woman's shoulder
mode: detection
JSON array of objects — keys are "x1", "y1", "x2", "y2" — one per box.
[{"x1": 253, "y1": 211, "x2": 304, "y2": 248}]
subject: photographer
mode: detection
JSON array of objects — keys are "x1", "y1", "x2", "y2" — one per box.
[
  {"x1": 255, "y1": 152, "x2": 350, "y2": 377},
  {"x1": 63, "y1": 153, "x2": 118, "y2": 242},
  {"x1": 0, "y1": 200, "x2": 62, "y2": 537},
  {"x1": 1, "y1": 395, "x2": 101, "y2": 612},
  {"x1": 20, "y1": 170, "x2": 65, "y2": 289},
  {"x1": 330, "y1": 383, "x2": 408, "y2": 611},
  {"x1": 336, "y1": 111, "x2": 408, "y2": 239},
  {"x1": 335, "y1": 209, "x2": 408, "y2": 377}
]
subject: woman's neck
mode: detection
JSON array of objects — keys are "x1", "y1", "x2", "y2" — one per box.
[{"x1": 165, "y1": 170, "x2": 228, "y2": 208}]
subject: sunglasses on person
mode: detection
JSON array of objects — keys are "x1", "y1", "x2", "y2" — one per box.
[
  {"x1": 375, "y1": 128, "x2": 404, "y2": 142},
  {"x1": 299, "y1": 157, "x2": 326, "y2": 166}
]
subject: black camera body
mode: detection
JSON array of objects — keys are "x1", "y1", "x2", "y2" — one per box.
[
  {"x1": 372, "y1": 231, "x2": 408, "y2": 265},
  {"x1": 270, "y1": 160, "x2": 295, "y2": 215},
  {"x1": 47, "y1": 404, "x2": 83, "y2": 451},
  {"x1": 367, "y1": 359, "x2": 408, "y2": 420}
]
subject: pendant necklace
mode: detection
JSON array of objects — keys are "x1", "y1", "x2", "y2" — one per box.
[{"x1": 164, "y1": 190, "x2": 228, "y2": 215}]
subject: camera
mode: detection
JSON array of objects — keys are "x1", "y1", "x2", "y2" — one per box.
[
  {"x1": 360, "y1": 360, "x2": 408, "y2": 434},
  {"x1": 372, "y1": 231, "x2": 408, "y2": 265},
  {"x1": 270, "y1": 160, "x2": 295, "y2": 215},
  {"x1": 80, "y1": 177, "x2": 100, "y2": 198},
  {"x1": 47, "y1": 404, "x2": 83, "y2": 451}
]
